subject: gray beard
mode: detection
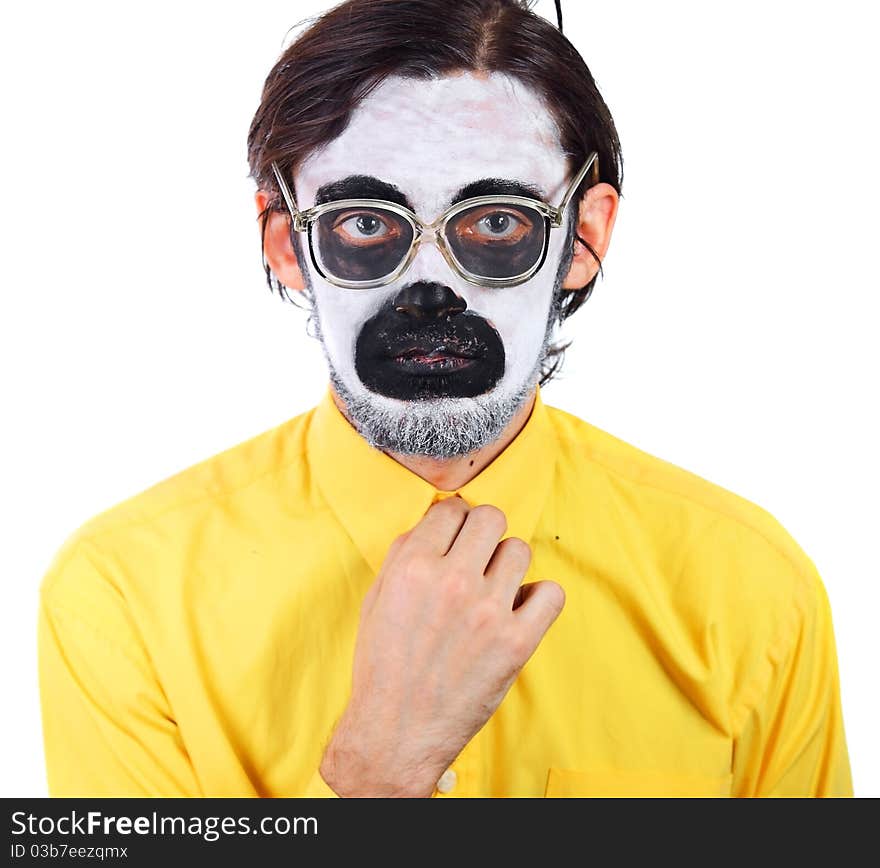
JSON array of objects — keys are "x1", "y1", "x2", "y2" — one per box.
[{"x1": 309, "y1": 291, "x2": 562, "y2": 459}]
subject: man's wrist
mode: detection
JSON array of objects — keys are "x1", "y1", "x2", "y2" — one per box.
[{"x1": 320, "y1": 716, "x2": 440, "y2": 798}]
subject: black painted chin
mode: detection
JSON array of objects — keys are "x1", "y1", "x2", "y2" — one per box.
[{"x1": 355, "y1": 310, "x2": 505, "y2": 400}]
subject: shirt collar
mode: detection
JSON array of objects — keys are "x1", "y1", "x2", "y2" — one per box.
[{"x1": 307, "y1": 383, "x2": 558, "y2": 575}]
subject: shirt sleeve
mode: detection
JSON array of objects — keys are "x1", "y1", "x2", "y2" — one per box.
[
  {"x1": 38, "y1": 540, "x2": 202, "y2": 797},
  {"x1": 730, "y1": 568, "x2": 853, "y2": 797}
]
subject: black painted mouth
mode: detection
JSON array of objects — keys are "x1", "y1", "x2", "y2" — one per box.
[{"x1": 356, "y1": 311, "x2": 504, "y2": 399}]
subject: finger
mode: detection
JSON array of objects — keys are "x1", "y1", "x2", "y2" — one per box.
[
  {"x1": 484, "y1": 536, "x2": 532, "y2": 604},
  {"x1": 403, "y1": 495, "x2": 470, "y2": 557},
  {"x1": 445, "y1": 504, "x2": 508, "y2": 573},
  {"x1": 511, "y1": 580, "x2": 566, "y2": 656}
]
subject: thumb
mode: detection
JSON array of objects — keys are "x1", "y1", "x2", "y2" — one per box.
[{"x1": 369, "y1": 529, "x2": 414, "y2": 605}]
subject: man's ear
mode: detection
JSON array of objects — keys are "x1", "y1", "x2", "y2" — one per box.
[
  {"x1": 254, "y1": 189, "x2": 307, "y2": 292},
  {"x1": 561, "y1": 182, "x2": 619, "y2": 289}
]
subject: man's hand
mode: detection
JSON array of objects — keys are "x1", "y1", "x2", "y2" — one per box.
[{"x1": 319, "y1": 496, "x2": 565, "y2": 797}]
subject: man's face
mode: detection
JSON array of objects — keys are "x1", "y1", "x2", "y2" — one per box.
[{"x1": 294, "y1": 72, "x2": 573, "y2": 458}]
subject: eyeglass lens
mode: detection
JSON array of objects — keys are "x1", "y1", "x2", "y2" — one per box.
[{"x1": 312, "y1": 203, "x2": 547, "y2": 284}]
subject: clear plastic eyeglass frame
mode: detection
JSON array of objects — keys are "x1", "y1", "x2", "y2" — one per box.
[{"x1": 270, "y1": 150, "x2": 598, "y2": 290}]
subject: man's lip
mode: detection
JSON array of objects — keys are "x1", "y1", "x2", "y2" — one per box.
[
  {"x1": 390, "y1": 344, "x2": 482, "y2": 361},
  {"x1": 387, "y1": 354, "x2": 478, "y2": 375}
]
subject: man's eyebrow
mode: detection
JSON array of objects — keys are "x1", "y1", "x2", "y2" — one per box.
[
  {"x1": 312, "y1": 175, "x2": 547, "y2": 212},
  {"x1": 314, "y1": 175, "x2": 411, "y2": 208},
  {"x1": 451, "y1": 178, "x2": 546, "y2": 204}
]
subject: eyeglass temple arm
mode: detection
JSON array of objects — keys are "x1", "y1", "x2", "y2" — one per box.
[
  {"x1": 270, "y1": 161, "x2": 307, "y2": 231},
  {"x1": 551, "y1": 150, "x2": 599, "y2": 227}
]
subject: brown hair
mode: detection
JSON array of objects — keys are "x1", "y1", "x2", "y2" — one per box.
[{"x1": 248, "y1": 0, "x2": 623, "y2": 384}]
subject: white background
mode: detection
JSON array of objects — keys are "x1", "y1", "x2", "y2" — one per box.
[{"x1": 1, "y1": 1, "x2": 877, "y2": 797}]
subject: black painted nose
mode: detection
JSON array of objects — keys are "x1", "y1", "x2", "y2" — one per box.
[{"x1": 392, "y1": 282, "x2": 467, "y2": 321}]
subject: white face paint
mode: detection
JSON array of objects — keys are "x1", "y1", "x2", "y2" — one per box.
[{"x1": 293, "y1": 72, "x2": 574, "y2": 457}]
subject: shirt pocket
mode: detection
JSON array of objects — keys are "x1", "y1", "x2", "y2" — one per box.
[{"x1": 544, "y1": 767, "x2": 733, "y2": 798}]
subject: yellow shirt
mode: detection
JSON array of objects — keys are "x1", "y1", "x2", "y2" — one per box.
[{"x1": 38, "y1": 384, "x2": 853, "y2": 797}]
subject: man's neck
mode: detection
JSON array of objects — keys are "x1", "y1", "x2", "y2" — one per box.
[{"x1": 328, "y1": 386, "x2": 538, "y2": 491}]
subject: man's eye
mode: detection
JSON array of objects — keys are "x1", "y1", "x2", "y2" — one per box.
[
  {"x1": 455, "y1": 207, "x2": 534, "y2": 244},
  {"x1": 335, "y1": 212, "x2": 391, "y2": 241},
  {"x1": 476, "y1": 212, "x2": 521, "y2": 238}
]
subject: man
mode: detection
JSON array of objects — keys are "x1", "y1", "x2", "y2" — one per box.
[{"x1": 38, "y1": 0, "x2": 852, "y2": 797}]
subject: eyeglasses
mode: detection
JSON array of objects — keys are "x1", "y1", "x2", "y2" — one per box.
[{"x1": 270, "y1": 151, "x2": 598, "y2": 290}]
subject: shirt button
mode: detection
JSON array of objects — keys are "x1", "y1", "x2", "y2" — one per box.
[{"x1": 436, "y1": 768, "x2": 457, "y2": 794}]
